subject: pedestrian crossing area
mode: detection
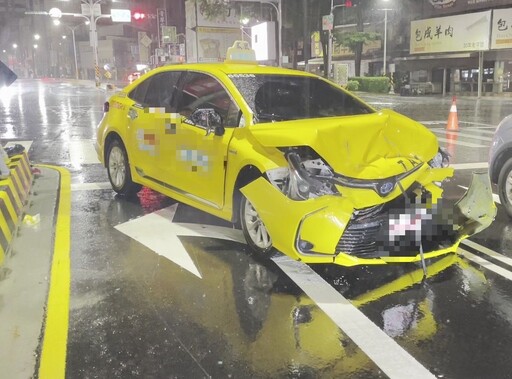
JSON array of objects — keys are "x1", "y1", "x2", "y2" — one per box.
[
  {"x1": 3, "y1": 139, "x2": 100, "y2": 165},
  {"x1": 422, "y1": 121, "x2": 495, "y2": 153}
]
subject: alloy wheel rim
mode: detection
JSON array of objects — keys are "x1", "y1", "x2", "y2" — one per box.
[
  {"x1": 244, "y1": 198, "x2": 272, "y2": 249},
  {"x1": 109, "y1": 146, "x2": 126, "y2": 188}
]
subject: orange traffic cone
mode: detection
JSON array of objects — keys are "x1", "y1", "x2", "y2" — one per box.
[
  {"x1": 446, "y1": 96, "x2": 459, "y2": 131},
  {"x1": 445, "y1": 129, "x2": 458, "y2": 158}
]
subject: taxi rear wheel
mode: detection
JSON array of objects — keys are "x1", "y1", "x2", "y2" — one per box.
[
  {"x1": 240, "y1": 195, "x2": 273, "y2": 256},
  {"x1": 106, "y1": 139, "x2": 142, "y2": 197}
]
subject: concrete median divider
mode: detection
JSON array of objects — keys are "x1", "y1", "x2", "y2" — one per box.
[{"x1": 0, "y1": 152, "x2": 32, "y2": 265}]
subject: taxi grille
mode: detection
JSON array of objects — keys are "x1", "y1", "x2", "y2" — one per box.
[
  {"x1": 336, "y1": 204, "x2": 388, "y2": 258},
  {"x1": 336, "y1": 190, "x2": 456, "y2": 259}
]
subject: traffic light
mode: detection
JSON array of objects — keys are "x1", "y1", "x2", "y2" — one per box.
[
  {"x1": 132, "y1": 11, "x2": 146, "y2": 21},
  {"x1": 333, "y1": 0, "x2": 355, "y2": 6}
]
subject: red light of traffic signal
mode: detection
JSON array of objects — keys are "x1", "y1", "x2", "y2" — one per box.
[
  {"x1": 345, "y1": 0, "x2": 352, "y2": 7},
  {"x1": 133, "y1": 11, "x2": 146, "y2": 21}
]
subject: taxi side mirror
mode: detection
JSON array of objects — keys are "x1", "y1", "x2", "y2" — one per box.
[{"x1": 189, "y1": 108, "x2": 225, "y2": 136}]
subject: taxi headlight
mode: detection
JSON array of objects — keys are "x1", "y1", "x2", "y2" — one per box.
[
  {"x1": 266, "y1": 151, "x2": 339, "y2": 200},
  {"x1": 429, "y1": 148, "x2": 450, "y2": 168}
]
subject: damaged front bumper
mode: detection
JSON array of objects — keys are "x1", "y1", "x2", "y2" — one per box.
[{"x1": 241, "y1": 171, "x2": 496, "y2": 267}]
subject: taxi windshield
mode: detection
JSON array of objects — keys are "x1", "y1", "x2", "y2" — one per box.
[{"x1": 229, "y1": 74, "x2": 374, "y2": 123}]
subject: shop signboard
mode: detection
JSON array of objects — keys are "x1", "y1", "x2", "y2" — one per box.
[
  {"x1": 423, "y1": 0, "x2": 512, "y2": 16},
  {"x1": 410, "y1": 10, "x2": 491, "y2": 54},
  {"x1": 491, "y1": 8, "x2": 512, "y2": 50}
]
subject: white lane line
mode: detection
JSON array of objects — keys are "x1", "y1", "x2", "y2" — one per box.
[
  {"x1": 450, "y1": 162, "x2": 488, "y2": 170},
  {"x1": 71, "y1": 182, "x2": 112, "y2": 191},
  {"x1": 272, "y1": 256, "x2": 436, "y2": 379},
  {"x1": 467, "y1": 128, "x2": 497, "y2": 133},
  {"x1": 432, "y1": 130, "x2": 493, "y2": 142},
  {"x1": 423, "y1": 121, "x2": 496, "y2": 127},
  {"x1": 460, "y1": 248, "x2": 512, "y2": 281},
  {"x1": 429, "y1": 127, "x2": 496, "y2": 135},
  {"x1": 458, "y1": 185, "x2": 500, "y2": 204},
  {"x1": 4, "y1": 140, "x2": 33, "y2": 152},
  {"x1": 436, "y1": 137, "x2": 487, "y2": 148},
  {"x1": 462, "y1": 240, "x2": 512, "y2": 268},
  {"x1": 421, "y1": 121, "x2": 447, "y2": 125},
  {"x1": 69, "y1": 139, "x2": 100, "y2": 165}
]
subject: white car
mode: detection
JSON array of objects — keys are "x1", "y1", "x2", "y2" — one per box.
[{"x1": 489, "y1": 115, "x2": 512, "y2": 216}]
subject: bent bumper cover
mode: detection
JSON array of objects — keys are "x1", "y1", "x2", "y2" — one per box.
[{"x1": 241, "y1": 171, "x2": 496, "y2": 266}]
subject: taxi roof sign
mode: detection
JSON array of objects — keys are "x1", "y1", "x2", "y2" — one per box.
[{"x1": 225, "y1": 40, "x2": 257, "y2": 64}]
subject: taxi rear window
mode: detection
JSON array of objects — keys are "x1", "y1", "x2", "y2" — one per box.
[{"x1": 229, "y1": 74, "x2": 373, "y2": 123}]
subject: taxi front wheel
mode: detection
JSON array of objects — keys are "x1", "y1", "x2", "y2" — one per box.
[
  {"x1": 106, "y1": 139, "x2": 142, "y2": 197},
  {"x1": 240, "y1": 195, "x2": 274, "y2": 257}
]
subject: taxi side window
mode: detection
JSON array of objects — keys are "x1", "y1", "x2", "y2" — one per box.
[
  {"x1": 128, "y1": 77, "x2": 150, "y2": 104},
  {"x1": 176, "y1": 72, "x2": 239, "y2": 127},
  {"x1": 142, "y1": 71, "x2": 182, "y2": 109},
  {"x1": 128, "y1": 71, "x2": 182, "y2": 110}
]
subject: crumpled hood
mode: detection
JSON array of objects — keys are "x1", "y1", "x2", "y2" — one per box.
[{"x1": 249, "y1": 109, "x2": 438, "y2": 179}]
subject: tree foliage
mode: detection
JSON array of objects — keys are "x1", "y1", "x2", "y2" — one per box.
[
  {"x1": 193, "y1": 0, "x2": 231, "y2": 20},
  {"x1": 333, "y1": 31, "x2": 380, "y2": 51}
]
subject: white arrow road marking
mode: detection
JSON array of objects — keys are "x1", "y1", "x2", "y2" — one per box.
[
  {"x1": 115, "y1": 204, "x2": 245, "y2": 278},
  {"x1": 117, "y1": 204, "x2": 435, "y2": 376}
]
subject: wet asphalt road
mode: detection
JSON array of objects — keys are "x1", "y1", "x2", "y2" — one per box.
[{"x1": 3, "y1": 79, "x2": 512, "y2": 378}]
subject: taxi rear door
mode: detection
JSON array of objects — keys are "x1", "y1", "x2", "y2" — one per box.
[{"x1": 126, "y1": 71, "x2": 182, "y2": 181}]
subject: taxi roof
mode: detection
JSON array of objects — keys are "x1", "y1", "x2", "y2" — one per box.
[{"x1": 152, "y1": 62, "x2": 315, "y2": 77}]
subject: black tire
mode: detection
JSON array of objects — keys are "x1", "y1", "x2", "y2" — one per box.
[
  {"x1": 498, "y1": 157, "x2": 512, "y2": 218},
  {"x1": 240, "y1": 194, "x2": 274, "y2": 257},
  {"x1": 106, "y1": 139, "x2": 142, "y2": 197}
]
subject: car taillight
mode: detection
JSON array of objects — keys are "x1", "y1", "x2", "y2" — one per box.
[{"x1": 103, "y1": 101, "x2": 109, "y2": 113}]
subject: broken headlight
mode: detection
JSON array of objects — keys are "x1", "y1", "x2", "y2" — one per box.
[
  {"x1": 266, "y1": 148, "x2": 340, "y2": 200},
  {"x1": 428, "y1": 148, "x2": 450, "y2": 168}
]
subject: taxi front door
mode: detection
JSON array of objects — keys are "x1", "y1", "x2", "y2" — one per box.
[{"x1": 160, "y1": 71, "x2": 238, "y2": 209}]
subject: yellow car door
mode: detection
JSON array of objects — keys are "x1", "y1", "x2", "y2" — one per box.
[
  {"x1": 127, "y1": 71, "x2": 182, "y2": 182},
  {"x1": 165, "y1": 71, "x2": 239, "y2": 208}
]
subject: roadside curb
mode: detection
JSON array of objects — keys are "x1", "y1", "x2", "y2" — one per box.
[{"x1": 0, "y1": 152, "x2": 33, "y2": 265}]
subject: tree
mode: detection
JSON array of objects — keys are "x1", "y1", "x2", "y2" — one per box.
[{"x1": 333, "y1": 30, "x2": 380, "y2": 76}]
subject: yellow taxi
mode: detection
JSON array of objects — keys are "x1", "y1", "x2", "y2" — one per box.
[{"x1": 96, "y1": 42, "x2": 495, "y2": 267}]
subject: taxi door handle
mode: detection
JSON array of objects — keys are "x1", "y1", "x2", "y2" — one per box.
[{"x1": 128, "y1": 108, "x2": 138, "y2": 120}]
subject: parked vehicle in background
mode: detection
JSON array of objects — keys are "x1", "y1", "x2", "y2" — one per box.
[
  {"x1": 128, "y1": 72, "x2": 141, "y2": 84},
  {"x1": 490, "y1": 115, "x2": 512, "y2": 217}
]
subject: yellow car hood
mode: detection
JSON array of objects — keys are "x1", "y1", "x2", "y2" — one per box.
[{"x1": 249, "y1": 109, "x2": 438, "y2": 179}]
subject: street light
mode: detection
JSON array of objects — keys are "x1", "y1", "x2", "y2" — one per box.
[
  {"x1": 380, "y1": 0, "x2": 391, "y2": 76},
  {"x1": 54, "y1": 22, "x2": 83, "y2": 80},
  {"x1": 240, "y1": 17, "x2": 250, "y2": 41},
  {"x1": 231, "y1": 0, "x2": 282, "y2": 66},
  {"x1": 261, "y1": 0, "x2": 282, "y2": 66},
  {"x1": 327, "y1": 0, "x2": 349, "y2": 79},
  {"x1": 47, "y1": 1, "x2": 112, "y2": 86}
]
